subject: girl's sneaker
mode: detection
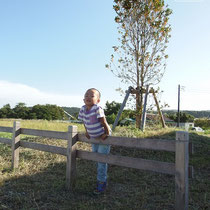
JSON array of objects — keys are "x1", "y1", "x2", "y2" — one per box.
[{"x1": 93, "y1": 181, "x2": 107, "y2": 195}]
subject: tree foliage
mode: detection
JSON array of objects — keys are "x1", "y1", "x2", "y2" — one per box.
[
  {"x1": 13, "y1": 103, "x2": 30, "y2": 119},
  {"x1": 0, "y1": 104, "x2": 14, "y2": 118},
  {"x1": 106, "y1": 0, "x2": 172, "y2": 127},
  {"x1": 194, "y1": 118, "x2": 210, "y2": 129},
  {"x1": 104, "y1": 101, "x2": 121, "y2": 124},
  {"x1": 166, "y1": 112, "x2": 195, "y2": 123},
  {"x1": 104, "y1": 100, "x2": 135, "y2": 124},
  {"x1": 0, "y1": 103, "x2": 65, "y2": 120},
  {"x1": 104, "y1": 101, "x2": 121, "y2": 116}
]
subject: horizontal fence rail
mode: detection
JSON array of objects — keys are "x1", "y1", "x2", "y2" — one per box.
[
  {"x1": 20, "y1": 141, "x2": 67, "y2": 156},
  {"x1": 77, "y1": 150, "x2": 175, "y2": 175},
  {"x1": 78, "y1": 133, "x2": 193, "y2": 155},
  {"x1": 0, "y1": 126, "x2": 13, "y2": 133},
  {"x1": 78, "y1": 133, "x2": 176, "y2": 152},
  {"x1": 21, "y1": 128, "x2": 69, "y2": 140},
  {"x1": 0, "y1": 137, "x2": 12, "y2": 145}
]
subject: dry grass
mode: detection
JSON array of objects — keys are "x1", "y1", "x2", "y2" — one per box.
[{"x1": 0, "y1": 120, "x2": 209, "y2": 209}]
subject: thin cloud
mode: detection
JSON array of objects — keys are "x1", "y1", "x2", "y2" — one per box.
[{"x1": 0, "y1": 80, "x2": 83, "y2": 108}]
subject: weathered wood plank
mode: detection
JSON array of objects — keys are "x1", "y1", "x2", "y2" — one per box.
[
  {"x1": 21, "y1": 128, "x2": 68, "y2": 140},
  {"x1": 20, "y1": 141, "x2": 67, "y2": 156},
  {"x1": 78, "y1": 133, "x2": 175, "y2": 152},
  {"x1": 0, "y1": 126, "x2": 13, "y2": 133},
  {"x1": 66, "y1": 126, "x2": 78, "y2": 190},
  {"x1": 12, "y1": 121, "x2": 21, "y2": 169},
  {"x1": 77, "y1": 150, "x2": 175, "y2": 175},
  {"x1": 175, "y1": 131, "x2": 189, "y2": 210},
  {"x1": 0, "y1": 137, "x2": 12, "y2": 145}
]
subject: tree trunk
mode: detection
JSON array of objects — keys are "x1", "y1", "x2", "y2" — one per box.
[
  {"x1": 135, "y1": 88, "x2": 143, "y2": 128},
  {"x1": 136, "y1": 93, "x2": 141, "y2": 128}
]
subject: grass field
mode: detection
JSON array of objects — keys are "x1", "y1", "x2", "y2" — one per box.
[{"x1": 0, "y1": 119, "x2": 209, "y2": 210}]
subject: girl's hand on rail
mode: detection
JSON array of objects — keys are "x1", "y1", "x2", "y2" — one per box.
[
  {"x1": 85, "y1": 132, "x2": 90, "y2": 139},
  {"x1": 101, "y1": 133, "x2": 108, "y2": 140}
]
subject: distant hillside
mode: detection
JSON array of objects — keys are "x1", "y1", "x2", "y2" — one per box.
[
  {"x1": 62, "y1": 107, "x2": 80, "y2": 118},
  {"x1": 162, "y1": 110, "x2": 210, "y2": 118}
]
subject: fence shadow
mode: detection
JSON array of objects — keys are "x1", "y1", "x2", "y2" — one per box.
[{"x1": 0, "y1": 150, "x2": 176, "y2": 210}]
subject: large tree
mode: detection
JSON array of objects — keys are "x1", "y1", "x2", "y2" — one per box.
[
  {"x1": 0, "y1": 104, "x2": 14, "y2": 118},
  {"x1": 106, "y1": 0, "x2": 172, "y2": 127},
  {"x1": 13, "y1": 103, "x2": 30, "y2": 119}
]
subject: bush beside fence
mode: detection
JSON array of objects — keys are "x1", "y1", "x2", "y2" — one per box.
[{"x1": 0, "y1": 121, "x2": 193, "y2": 210}]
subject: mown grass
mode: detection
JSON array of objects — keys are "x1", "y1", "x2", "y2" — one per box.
[{"x1": 0, "y1": 119, "x2": 209, "y2": 210}]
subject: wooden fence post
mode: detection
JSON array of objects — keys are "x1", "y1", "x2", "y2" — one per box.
[
  {"x1": 175, "y1": 131, "x2": 189, "y2": 210},
  {"x1": 11, "y1": 121, "x2": 21, "y2": 169},
  {"x1": 66, "y1": 125, "x2": 77, "y2": 190}
]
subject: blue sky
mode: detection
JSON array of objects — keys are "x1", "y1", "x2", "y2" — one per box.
[{"x1": 0, "y1": 0, "x2": 210, "y2": 111}]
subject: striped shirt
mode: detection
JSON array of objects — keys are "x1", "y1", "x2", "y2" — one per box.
[{"x1": 78, "y1": 104, "x2": 105, "y2": 138}]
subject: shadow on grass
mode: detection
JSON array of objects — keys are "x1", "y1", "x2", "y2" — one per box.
[{"x1": 0, "y1": 131, "x2": 209, "y2": 210}]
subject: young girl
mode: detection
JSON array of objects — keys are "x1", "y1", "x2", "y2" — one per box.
[{"x1": 78, "y1": 88, "x2": 111, "y2": 194}]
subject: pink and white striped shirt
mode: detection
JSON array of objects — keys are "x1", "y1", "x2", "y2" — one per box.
[{"x1": 78, "y1": 104, "x2": 105, "y2": 138}]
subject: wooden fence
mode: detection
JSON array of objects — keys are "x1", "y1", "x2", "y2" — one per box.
[{"x1": 0, "y1": 121, "x2": 193, "y2": 210}]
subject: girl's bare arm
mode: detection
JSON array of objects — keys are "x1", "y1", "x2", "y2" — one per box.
[{"x1": 99, "y1": 117, "x2": 110, "y2": 140}]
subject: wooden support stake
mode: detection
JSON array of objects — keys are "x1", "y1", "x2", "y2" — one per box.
[
  {"x1": 66, "y1": 125, "x2": 77, "y2": 190},
  {"x1": 141, "y1": 85, "x2": 149, "y2": 131},
  {"x1": 152, "y1": 89, "x2": 166, "y2": 128},
  {"x1": 175, "y1": 131, "x2": 189, "y2": 210},
  {"x1": 112, "y1": 86, "x2": 132, "y2": 131},
  {"x1": 11, "y1": 121, "x2": 21, "y2": 169}
]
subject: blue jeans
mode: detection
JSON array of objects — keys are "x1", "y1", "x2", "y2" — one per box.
[{"x1": 92, "y1": 143, "x2": 110, "y2": 182}]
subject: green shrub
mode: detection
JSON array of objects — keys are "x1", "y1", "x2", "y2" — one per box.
[{"x1": 194, "y1": 118, "x2": 210, "y2": 129}]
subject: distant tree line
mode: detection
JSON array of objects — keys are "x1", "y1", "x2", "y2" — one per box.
[
  {"x1": 0, "y1": 103, "x2": 65, "y2": 120},
  {"x1": 163, "y1": 110, "x2": 210, "y2": 119},
  {"x1": 164, "y1": 112, "x2": 195, "y2": 123}
]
